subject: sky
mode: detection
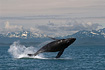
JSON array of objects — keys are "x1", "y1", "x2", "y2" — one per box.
[
  {"x1": 0, "y1": 0, "x2": 105, "y2": 36},
  {"x1": 0, "y1": 0, "x2": 105, "y2": 17}
]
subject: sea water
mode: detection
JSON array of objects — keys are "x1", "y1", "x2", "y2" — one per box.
[{"x1": 0, "y1": 41, "x2": 105, "y2": 70}]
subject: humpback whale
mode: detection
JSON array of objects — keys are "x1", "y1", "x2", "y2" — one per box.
[{"x1": 28, "y1": 38, "x2": 76, "y2": 58}]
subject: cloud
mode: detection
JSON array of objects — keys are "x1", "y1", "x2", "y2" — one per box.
[
  {"x1": 0, "y1": 21, "x2": 101, "y2": 37},
  {"x1": 34, "y1": 21, "x2": 101, "y2": 36},
  {"x1": 64, "y1": 21, "x2": 101, "y2": 31},
  {"x1": 5, "y1": 21, "x2": 23, "y2": 31},
  {"x1": 32, "y1": 21, "x2": 101, "y2": 36}
]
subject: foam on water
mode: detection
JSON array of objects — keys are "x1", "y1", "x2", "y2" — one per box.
[{"x1": 8, "y1": 41, "x2": 44, "y2": 59}]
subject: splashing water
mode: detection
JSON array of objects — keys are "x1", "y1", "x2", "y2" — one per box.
[{"x1": 8, "y1": 41, "x2": 44, "y2": 59}]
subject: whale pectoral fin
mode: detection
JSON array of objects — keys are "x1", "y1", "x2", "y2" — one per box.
[{"x1": 55, "y1": 49, "x2": 64, "y2": 58}]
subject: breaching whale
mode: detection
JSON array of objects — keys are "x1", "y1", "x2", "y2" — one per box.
[{"x1": 28, "y1": 38, "x2": 76, "y2": 58}]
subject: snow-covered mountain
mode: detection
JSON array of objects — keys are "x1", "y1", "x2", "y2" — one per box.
[
  {"x1": 1, "y1": 30, "x2": 46, "y2": 39},
  {"x1": 71, "y1": 28, "x2": 105, "y2": 39},
  {"x1": 0, "y1": 30, "x2": 48, "y2": 46},
  {"x1": 62, "y1": 28, "x2": 105, "y2": 45},
  {"x1": 0, "y1": 28, "x2": 105, "y2": 39},
  {"x1": 0, "y1": 28, "x2": 105, "y2": 46}
]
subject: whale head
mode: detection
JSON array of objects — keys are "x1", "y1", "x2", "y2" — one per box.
[{"x1": 65, "y1": 38, "x2": 76, "y2": 45}]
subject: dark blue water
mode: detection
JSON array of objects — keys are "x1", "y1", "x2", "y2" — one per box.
[{"x1": 0, "y1": 44, "x2": 105, "y2": 70}]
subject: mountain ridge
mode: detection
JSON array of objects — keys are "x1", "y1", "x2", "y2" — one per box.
[{"x1": 0, "y1": 28, "x2": 105, "y2": 46}]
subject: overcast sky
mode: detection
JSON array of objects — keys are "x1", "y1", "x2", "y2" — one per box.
[
  {"x1": 0, "y1": 0, "x2": 105, "y2": 17},
  {"x1": 0, "y1": 0, "x2": 105, "y2": 36}
]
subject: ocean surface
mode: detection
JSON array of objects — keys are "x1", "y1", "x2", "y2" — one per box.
[{"x1": 0, "y1": 41, "x2": 105, "y2": 70}]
